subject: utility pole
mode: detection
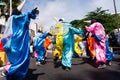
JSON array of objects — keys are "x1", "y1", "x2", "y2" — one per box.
[
  {"x1": 113, "y1": 0, "x2": 119, "y2": 32},
  {"x1": 10, "y1": 0, "x2": 12, "y2": 16}
]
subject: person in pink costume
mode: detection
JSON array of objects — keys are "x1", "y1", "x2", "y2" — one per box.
[{"x1": 85, "y1": 19, "x2": 106, "y2": 69}]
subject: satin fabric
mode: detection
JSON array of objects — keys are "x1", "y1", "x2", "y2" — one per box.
[
  {"x1": 86, "y1": 22, "x2": 106, "y2": 63},
  {"x1": 53, "y1": 35, "x2": 63, "y2": 59},
  {"x1": 44, "y1": 37, "x2": 52, "y2": 57},
  {"x1": 106, "y1": 40, "x2": 114, "y2": 61},
  {"x1": 34, "y1": 32, "x2": 50, "y2": 62},
  {"x1": 87, "y1": 36, "x2": 95, "y2": 58},
  {"x1": 44, "y1": 37, "x2": 52, "y2": 49},
  {"x1": 74, "y1": 35, "x2": 83, "y2": 56},
  {"x1": 51, "y1": 22, "x2": 64, "y2": 60},
  {"x1": 1, "y1": 12, "x2": 36, "y2": 80},
  {"x1": 62, "y1": 22, "x2": 83, "y2": 68}
]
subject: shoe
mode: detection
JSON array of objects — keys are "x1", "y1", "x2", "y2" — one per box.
[
  {"x1": 97, "y1": 64, "x2": 102, "y2": 69},
  {"x1": 40, "y1": 60, "x2": 46, "y2": 65},
  {"x1": 98, "y1": 64, "x2": 106, "y2": 69},
  {"x1": 107, "y1": 61, "x2": 112, "y2": 66},
  {"x1": 65, "y1": 68, "x2": 70, "y2": 71},
  {"x1": 36, "y1": 61, "x2": 41, "y2": 66},
  {"x1": 65, "y1": 67, "x2": 71, "y2": 71},
  {"x1": 102, "y1": 64, "x2": 106, "y2": 68},
  {"x1": 1, "y1": 71, "x2": 6, "y2": 77}
]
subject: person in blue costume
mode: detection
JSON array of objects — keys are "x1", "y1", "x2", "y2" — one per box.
[
  {"x1": 1, "y1": 0, "x2": 39, "y2": 79},
  {"x1": 61, "y1": 19, "x2": 84, "y2": 71},
  {"x1": 34, "y1": 32, "x2": 52, "y2": 65},
  {"x1": 106, "y1": 39, "x2": 114, "y2": 66}
]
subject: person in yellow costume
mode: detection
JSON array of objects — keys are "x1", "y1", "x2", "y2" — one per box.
[
  {"x1": 74, "y1": 34, "x2": 83, "y2": 57},
  {"x1": 51, "y1": 18, "x2": 83, "y2": 70},
  {"x1": 50, "y1": 18, "x2": 64, "y2": 63}
]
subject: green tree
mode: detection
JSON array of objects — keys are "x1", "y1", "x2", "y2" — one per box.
[
  {"x1": 1, "y1": 0, "x2": 21, "y2": 15},
  {"x1": 4, "y1": 0, "x2": 21, "y2": 8},
  {"x1": 71, "y1": 7, "x2": 117, "y2": 34},
  {"x1": 0, "y1": 0, "x2": 21, "y2": 20}
]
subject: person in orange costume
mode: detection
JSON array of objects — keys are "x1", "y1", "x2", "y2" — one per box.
[{"x1": 44, "y1": 37, "x2": 52, "y2": 58}]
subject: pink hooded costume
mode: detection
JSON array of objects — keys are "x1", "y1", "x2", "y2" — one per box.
[{"x1": 86, "y1": 22, "x2": 106, "y2": 63}]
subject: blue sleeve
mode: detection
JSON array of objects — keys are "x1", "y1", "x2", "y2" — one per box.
[
  {"x1": 93, "y1": 34, "x2": 102, "y2": 41},
  {"x1": 70, "y1": 26, "x2": 84, "y2": 35}
]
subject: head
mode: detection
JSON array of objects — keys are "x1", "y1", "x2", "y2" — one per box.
[
  {"x1": 59, "y1": 18, "x2": 64, "y2": 22},
  {"x1": 31, "y1": 7, "x2": 39, "y2": 15},
  {"x1": 37, "y1": 30, "x2": 43, "y2": 33},
  {"x1": 53, "y1": 17, "x2": 64, "y2": 22},
  {"x1": 91, "y1": 19, "x2": 96, "y2": 24},
  {"x1": 12, "y1": 0, "x2": 26, "y2": 15},
  {"x1": 12, "y1": 8, "x2": 22, "y2": 15},
  {"x1": 84, "y1": 19, "x2": 96, "y2": 24}
]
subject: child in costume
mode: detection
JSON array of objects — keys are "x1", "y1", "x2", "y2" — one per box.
[{"x1": 34, "y1": 32, "x2": 52, "y2": 65}]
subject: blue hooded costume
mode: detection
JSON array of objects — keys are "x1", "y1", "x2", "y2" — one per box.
[
  {"x1": 1, "y1": 12, "x2": 36, "y2": 80},
  {"x1": 34, "y1": 32, "x2": 51, "y2": 62},
  {"x1": 61, "y1": 22, "x2": 83, "y2": 68}
]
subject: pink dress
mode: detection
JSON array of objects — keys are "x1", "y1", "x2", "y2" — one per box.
[{"x1": 86, "y1": 22, "x2": 106, "y2": 63}]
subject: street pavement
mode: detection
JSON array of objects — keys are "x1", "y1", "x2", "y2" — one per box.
[{"x1": 0, "y1": 50, "x2": 120, "y2": 80}]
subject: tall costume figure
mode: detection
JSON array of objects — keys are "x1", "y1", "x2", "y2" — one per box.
[
  {"x1": 50, "y1": 19, "x2": 64, "y2": 62},
  {"x1": 1, "y1": 5, "x2": 39, "y2": 79},
  {"x1": 51, "y1": 18, "x2": 83, "y2": 70},
  {"x1": 85, "y1": 19, "x2": 106, "y2": 68},
  {"x1": 61, "y1": 22, "x2": 83, "y2": 70},
  {"x1": 34, "y1": 32, "x2": 51, "y2": 65}
]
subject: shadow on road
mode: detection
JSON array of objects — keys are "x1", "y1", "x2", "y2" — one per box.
[
  {"x1": 24, "y1": 69, "x2": 45, "y2": 80},
  {"x1": 72, "y1": 57, "x2": 98, "y2": 68}
]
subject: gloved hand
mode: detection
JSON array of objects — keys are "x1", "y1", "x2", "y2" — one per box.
[
  {"x1": 48, "y1": 32, "x2": 52, "y2": 36},
  {"x1": 31, "y1": 7, "x2": 39, "y2": 15}
]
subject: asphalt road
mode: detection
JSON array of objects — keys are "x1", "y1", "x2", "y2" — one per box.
[{"x1": 0, "y1": 51, "x2": 120, "y2": 80}]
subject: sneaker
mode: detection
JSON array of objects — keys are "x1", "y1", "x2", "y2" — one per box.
[
  {"x1": 1, "y1": 71, "x2": 6, "y2": 77},
  {"x1": 102, "y1": 64, "x2": 106, "y2": 68},
  {"x1": 97, "y1": 64, "x2": 102, "y2": 69},
  {"x1": 98, "y1": 64, "x2": 106, "y2": 69},
  {"x1": 108, "y1": 62, "x2": 111, "y2": 66},
  {"x1": 36, "y1": 62, "x2": 41, "y2": 66},
  {"x1": 65, "y1": 68, "x2": 70, "y2": 71},
  {"x1": 40, "y1": 60, "x2": 47, "y2": 65},
  {"x1": 107, "y1": 61, "x2": 112, "y2": 66}
]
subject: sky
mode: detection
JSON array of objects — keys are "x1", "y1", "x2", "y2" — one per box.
[{"x1": 22, "y1": 0, "x2": 120, "y2": 31}]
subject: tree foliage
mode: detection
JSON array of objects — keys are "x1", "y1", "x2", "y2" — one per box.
[
  {"x1": 4, "y1": 0, "x2": 21, "y2": 8},
  {"x1": 1, "y1": 0, "x2": 21, "y2": 14},
  {"x1": 71, "y1": 7, "x2": 118, "y2": 34}
]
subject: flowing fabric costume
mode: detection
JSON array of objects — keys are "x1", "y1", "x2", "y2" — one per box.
[
  {"x1": 34, "y1": 32, "x2": 50, "y2": 62},
  {"x1": 61, "y1": 22, "x2": 83, "y2": 68},
  {"x1": 106, "y1": 39, "x2": 114, "y2": 61},
  {"x1": 44, "y1": 37, "x2": 52, "y2": 57},
  {"x1": 74, "y1": 35, "x2": 83, "y2": 56},
  {"x1": 87, "y1": 35, "x2": 95, "y2": 58},
  {"x1": 51, "y1": 22, "x2": 83, "y2": 68},
  {"x1": 86, "y1": 22, "x2": 106, "y2": 63},
  {"x1": 1, "y1": 12, "x2": 36, "y2": 80},
  {"x1": 50, "y1": 22, "x2": 64, "y2": 60}
]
